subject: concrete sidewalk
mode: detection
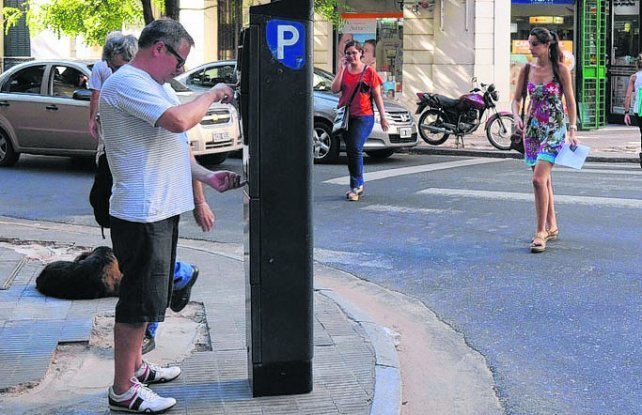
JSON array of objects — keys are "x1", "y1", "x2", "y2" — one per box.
[
  {"x1": 0, "y1": 216, "x2": 503, "y2": 415},
  {"x1": 410, "y1": 124, "x2": 642, "y2": 164}
]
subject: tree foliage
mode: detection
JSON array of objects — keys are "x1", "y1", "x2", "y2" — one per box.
[
  {"x1": 2, "y1": 0, "x2": 161, "y2": 46},
  {"x1": 314, "y1": 0, "x2": 346, "y2": 28},
  {"x1": 3, "y1": 0, "x2": 345, "y2": 47}
]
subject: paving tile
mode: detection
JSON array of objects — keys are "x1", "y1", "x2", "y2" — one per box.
[
  {"x1": 59, "y1": 318, "x2": 93, "y2": 342},
  {"x1": 0, "y1": 245, "x2": 377, "y2": 414}
]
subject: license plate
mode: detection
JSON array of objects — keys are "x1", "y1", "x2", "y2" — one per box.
[
  {"x1": 399, "y1": 127, "x2": 412, "y2": 138},
  {"x1": 212, "y1": 132, "x2": 230, "y2": 142}
]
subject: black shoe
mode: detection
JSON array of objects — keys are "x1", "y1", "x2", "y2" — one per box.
[
  {"x1": 170, "y1": 266, "x2": 199, "y2": 312},
  {"x1": 142, "y1": 335, "x2": 155, "y2": 355},
  {"x1": 639, "y1": 152, "x2": 642, "y2": 169}
]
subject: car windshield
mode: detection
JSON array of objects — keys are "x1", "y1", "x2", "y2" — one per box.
[{"x1": 313, "y1": 68, "x2": 334, "y2": 92}]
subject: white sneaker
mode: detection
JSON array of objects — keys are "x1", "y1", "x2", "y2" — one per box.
[
  {"x1": 108, "y1": 378, "x2": 176, "y2": 413},
  {"x1": 135, "y1": 360, "x2": 181, "y2": 384}
]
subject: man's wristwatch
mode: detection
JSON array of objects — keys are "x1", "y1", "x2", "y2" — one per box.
[{"x1": 568, "y1": 124, "x2": 577, "y2": 131}]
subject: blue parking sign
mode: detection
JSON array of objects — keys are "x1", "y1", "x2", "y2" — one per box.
[{"x1": 266, "y1": 19, "x2": 305, "y2": 70}]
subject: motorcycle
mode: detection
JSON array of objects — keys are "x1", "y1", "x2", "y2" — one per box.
[{"x1": 415, "y1": 81, "x2": 515, "y2": 150}]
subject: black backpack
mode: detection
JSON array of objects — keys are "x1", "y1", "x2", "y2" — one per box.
[{"x1": 89, "y1": 153, "x2": 112, "y2": 236}]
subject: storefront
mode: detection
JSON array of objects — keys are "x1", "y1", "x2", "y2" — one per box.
[
  {"x1": 510, "y1": 0, "x2": 578, "y2": 112},
  {"x1": 511, "y1": 0, "x2": 642, "y2": 128},
  {"x1": 337, "y1": 12, "x2": 405, "y2": 99},
  {"x1": 608, "y1": 0, "x2": 640, "y2": 123}
]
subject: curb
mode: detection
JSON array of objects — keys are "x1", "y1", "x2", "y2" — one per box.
[
  {"x1": 409, "y1": 146, "x2": 640, "y2": 164},
  {"x1": 319, "y1": 289, "x2": 402, "y2": 415},
  {"x1": 0, "y1": 216, "x2": 402, "y2": 415}
]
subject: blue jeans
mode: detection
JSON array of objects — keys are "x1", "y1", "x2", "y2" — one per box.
[
  {"x1": 146, "y1": 261, "x2": 194, "y2": 338},
  {"x1": 344, "y1": 115, "x2": 375, "y2": 189}
]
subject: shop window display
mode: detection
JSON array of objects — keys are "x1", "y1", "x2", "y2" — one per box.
[
  {"x1": 336, "y1": 17, "x2": 403, "y2": 99},
  {"x1": 610, "y1": 1, "x2": 639, "y2": 115},
  {"x1": 509, "y1": 5, "x2": 575, "y2": 98}
]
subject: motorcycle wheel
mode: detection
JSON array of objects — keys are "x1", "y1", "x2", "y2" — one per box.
[
  {"x1": 486, "y1": 113, "x2": 515, "y2": 151},
  {"x1": 418, "y1": 109, "x2": 449, "y2": 145}
]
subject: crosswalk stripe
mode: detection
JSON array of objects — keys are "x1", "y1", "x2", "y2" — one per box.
[
  {"x1": 361, "y1": 205, "x2": 462, "y2": 215},
  {"x1": 323, "y1": 158, "x2": 507, "y2": 185},
  {"x1": 417, "y1": 188, "x2": 642, "y2": 208},
  {"x1": 558, "y1": 167, "x2": 642, "y2": 176}
]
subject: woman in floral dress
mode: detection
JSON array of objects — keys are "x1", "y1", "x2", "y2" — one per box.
[{"x1": 511, "y1": 27, "x2": 580, "y2": 253}]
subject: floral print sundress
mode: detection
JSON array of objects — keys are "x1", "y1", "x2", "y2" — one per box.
[{"x1": 524, "y1": 77, "x2": 567, "y2": 167}]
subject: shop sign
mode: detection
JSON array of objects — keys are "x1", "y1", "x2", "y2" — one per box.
[
  {"x1": 512, "y1": 0, "x2": 575, "y2": 4},
  {"x1": 512, "y1": 40, "x2": 575, "y2": 70},
  {"x1": 342, "y1": 19, "x2": 377, "y2": 36},
  {"x1": 529, "y1": 16, "x2": 565, "y2": 24}
]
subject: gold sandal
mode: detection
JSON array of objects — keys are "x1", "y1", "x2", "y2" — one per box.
[
  {"x1": 530, "y1": 232, "x2": 547, "y2": 253},
  {"x1": 346, "y1": 190, "x2": 360, "y2": 201},
  {"x1": 546, "y1": 228, "x2": 559, "y2": 241}
]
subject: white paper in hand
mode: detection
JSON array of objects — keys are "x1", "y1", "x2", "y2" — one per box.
[{"x1": 555, "y1": 143, "x2": 590, "y2": 170}]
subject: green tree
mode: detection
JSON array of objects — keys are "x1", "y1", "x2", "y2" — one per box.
[{"x1": 3, "y1": 0, "x2": 345, "y2": 47}]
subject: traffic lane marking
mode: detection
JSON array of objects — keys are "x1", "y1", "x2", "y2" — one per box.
[
  {"x1": 323, "y1": 158, "x2": 508, "y2": 186},
  {"x1": 417, "y1": 188, "x2": 642, "y2": 208}
]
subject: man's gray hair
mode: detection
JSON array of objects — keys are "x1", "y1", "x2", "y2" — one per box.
[
  {"x1": 102, "y1": 31, "x2": 138, "y2": 62},
  {"x1": 138, "y1": 18, "x2": 195, "y2": 51}
]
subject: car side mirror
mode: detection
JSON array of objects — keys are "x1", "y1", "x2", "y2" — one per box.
[{"x1": 73, "y1": 89, "x2": 91, "y2": 101}]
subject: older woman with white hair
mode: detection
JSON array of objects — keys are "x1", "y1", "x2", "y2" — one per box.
[{"x1": 88, "y1": 31, "x2": 138, "y2": 143}]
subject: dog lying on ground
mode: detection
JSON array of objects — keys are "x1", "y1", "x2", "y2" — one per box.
[{"x1": 36, "y1": 246, "x2": 123, "y2": 299}]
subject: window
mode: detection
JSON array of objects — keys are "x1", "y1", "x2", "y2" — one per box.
[
  {"x1": 186, "y1": 65, "x2": 236, "y2": 88},
  {"x1": 0, "y1": 65, "x2": 45, "y2": 94},
  {"x1": 52, "y1": 66, "x2": 88, "y2": 98}
]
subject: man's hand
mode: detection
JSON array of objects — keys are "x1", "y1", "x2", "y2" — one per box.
[
  {"x1": 89, "y1": 118, "x2": 99, "y2": 140},
  {"x1": 211, "y1": 83, "x2": 235, "y2": 105},
  {"x1": 205, "y1": 170, "x2": 243, "y2": 193},
  {"x1": 193, "y1": 201, "x2": 215, "y2": 232}
]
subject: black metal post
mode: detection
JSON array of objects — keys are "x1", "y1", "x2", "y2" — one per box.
[{"x1": 239, "y1": 0, "x2": 314, "y2": 397}]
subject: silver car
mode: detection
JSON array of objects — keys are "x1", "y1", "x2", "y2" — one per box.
[
  {"x1": 176, "y1": 61, "x2": 418, "y2": 164},
  {"x1": 0, "y1": 60, "x2": 241, "y2": 167}
]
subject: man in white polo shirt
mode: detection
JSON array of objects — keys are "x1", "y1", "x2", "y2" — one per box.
[{"x1": 99, "y1": 18, "x2": 241, "y2": 413}]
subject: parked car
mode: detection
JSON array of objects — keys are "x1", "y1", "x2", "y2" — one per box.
[
  {"x1": 0, "y1": 60, "x2": 242, "y2": 167},
  {"x1": 176, "y1": 60, "x2": 418, "y2": 163}
]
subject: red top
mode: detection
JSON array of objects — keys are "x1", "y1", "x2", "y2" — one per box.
[{"x1": 338, "y1": 66, "x2": 382, "y2": 117}]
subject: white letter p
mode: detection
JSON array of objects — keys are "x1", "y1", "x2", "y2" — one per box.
[{"x1": 277, "y1": 25, "x2": 299, "y2": 60}]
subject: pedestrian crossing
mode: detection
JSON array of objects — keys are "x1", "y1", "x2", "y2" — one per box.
[
  {"x1": 323, "y1": 158, "x2": 507, "y2": 186},
  {"x1": 416, "y1": 188, "x2": 642, "y2": 208}
]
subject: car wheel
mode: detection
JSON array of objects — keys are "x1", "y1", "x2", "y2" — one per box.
[
  {"x1": 313, "y1": 120, "x2": 339, "y2": 164},
  {"x1": 198, "y1": 152, "x2": 228, "y2": 166},
  {"x1": 0, "y1": 129, "x2": 19, "y2": 167},
  {"x1": 365, "y1": 149, "x2": 395, "y2": 159}
]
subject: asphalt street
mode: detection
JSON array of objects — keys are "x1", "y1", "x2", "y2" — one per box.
[{"x1": 1, "y1": 152, "x2": 641, "y2": 415}]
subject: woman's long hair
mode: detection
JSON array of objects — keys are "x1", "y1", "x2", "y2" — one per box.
[{"x1": 530, "y1": 27, "x2": 564, "y2": 90}]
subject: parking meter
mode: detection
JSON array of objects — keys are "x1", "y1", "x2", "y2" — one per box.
[{"x1": 238, "y1": 0, "x2": 313, "y2": 397}]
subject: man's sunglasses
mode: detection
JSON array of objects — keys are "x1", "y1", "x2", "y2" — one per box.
[{"x1": 164, "y1": 43, "x2": 185, "y2": 69}]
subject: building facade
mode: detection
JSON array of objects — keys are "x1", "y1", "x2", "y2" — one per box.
[
  {"x1": 314, "y1": 0, "x2": 641, "y2": 129},
  {"x1": 2, "y1": 0, "x2": 640, "y2": 129}
]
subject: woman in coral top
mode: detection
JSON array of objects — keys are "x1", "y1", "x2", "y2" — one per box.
[{"x1": 331, "y1": 40, "x2": 389, "y2": 201}]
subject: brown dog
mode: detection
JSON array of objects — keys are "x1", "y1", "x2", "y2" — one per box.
[{"x1": 35, "y1": 246, "x2": 122, "y2": 299}]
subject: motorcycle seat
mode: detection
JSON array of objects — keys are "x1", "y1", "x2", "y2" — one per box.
[{"x1": 427, "y1": 94, "x2": 459, "y2": 109}]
